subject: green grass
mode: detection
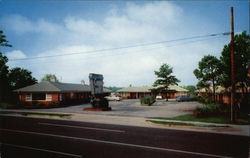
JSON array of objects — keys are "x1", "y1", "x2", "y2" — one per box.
[
  {"x1": 149, "y1": 120, "x2": 229, "y2": 128},
  {"x1": 170, "y1": 114, "x2": 230, "y2": 123},
  {"x1": 0, "y1": 103, "x2": 17, "y2": 109},
  {"x1": 151, "y1": 114, "x2": 250, "y2": 125}
]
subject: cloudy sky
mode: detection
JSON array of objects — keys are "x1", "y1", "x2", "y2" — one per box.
[{"x1": 0, "y1": 0, "x2": 249, "y2": 87}]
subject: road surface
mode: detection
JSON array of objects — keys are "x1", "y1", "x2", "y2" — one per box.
[{"x1": 0, "y1": 115, "x2": 249, "y2": 158}]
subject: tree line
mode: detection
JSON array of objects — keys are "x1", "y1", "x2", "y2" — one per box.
[{"x1": 194, "y1": 31, "x2": 250, "y2": 111}]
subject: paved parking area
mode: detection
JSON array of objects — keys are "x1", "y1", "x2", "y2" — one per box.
[{"x1": 31, "y1": 99, "x2": 202, "y2": 118}]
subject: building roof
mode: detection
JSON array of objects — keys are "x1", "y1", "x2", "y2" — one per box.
[
  {"x1": 196, "y1": 86, "x2": 250, "y2": 94},
  {"x1": 14, "y1": 81, "x2": 111, "y2": 93},
  {"x1": 117, "y1": 85, "x2": 188, "y2": 93},
  {"x1": 117, "y1": 86, "x2": 152, "y2": 93}
]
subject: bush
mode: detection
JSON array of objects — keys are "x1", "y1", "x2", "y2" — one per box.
[
  {"x1": 194, "y1": 103, "x2": 230, "y2": 117},
  {"x1": 140, "y1": 96, "x2": 155, "y2": 106},
  {"x1": 91, "y1": 98, "x2": 109, "y2": 108},
  {"x1": 196, "y1": 96, "x2": 212, "y2": 104},
  {"x1": 0, "y1": 102, "x2": 17, "y2": 109},
  {"x1": 239, "y1": 95, "x2": 250, "y2": 113},
  {"x1": 46, "y1": 102, "x2": 60, "y2": 108}
]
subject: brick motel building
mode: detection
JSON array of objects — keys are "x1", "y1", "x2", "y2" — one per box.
[
  {"x1": 14, "y1": 81, "x2": 111, "y2": 106},
  {"x1": 196, "y1": 86, "x2": 250, "y2": 105},
  {"x1": 117, "y1": 85, "x2": 188, "y2": 99}
]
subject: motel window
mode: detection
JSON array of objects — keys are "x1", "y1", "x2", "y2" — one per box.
[
  {"x1": 59, "y1": 94, "x2": 62, "y2": 101},
  {"x1": 46, "y1": 94, "x2": 52, "y2": 101},
  {"x1": 70, "y1": 92, "x2": 74, "y2": 98},
  {"x1": 32, "y1": 93, "x2": 46, "y2": 101},
  {"x1": 25, "y1": 94, "x2": 32, "y2": 101}
]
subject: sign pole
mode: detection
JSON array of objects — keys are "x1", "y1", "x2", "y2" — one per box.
[{"x1": 230, "y1": 7, "x2": 236, "y2": 122}]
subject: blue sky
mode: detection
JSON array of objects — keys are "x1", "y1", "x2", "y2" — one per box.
[{"x1": 0, "y1": 0, "x2": 249, "y2": 87}]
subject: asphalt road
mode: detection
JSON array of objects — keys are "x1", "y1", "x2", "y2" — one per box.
[{"x1": 0, "y1": 115, "x2": 249, "y2": 158}]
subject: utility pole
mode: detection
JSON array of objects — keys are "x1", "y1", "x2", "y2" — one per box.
[{"x1": 230, "y1": 7, "x2": 235, "y2": 122}]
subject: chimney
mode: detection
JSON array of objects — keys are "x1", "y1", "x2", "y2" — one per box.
[{"x1": 81, "y1": 80, "x2": 85, "y2": 85}]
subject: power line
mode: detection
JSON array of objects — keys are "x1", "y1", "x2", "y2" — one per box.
[
  {"x1": 9, "y1": 31, "x2": 232, "y2": 61},
  {"x1": 12, "y1": 35, "x2": 226, "y2": 66}
]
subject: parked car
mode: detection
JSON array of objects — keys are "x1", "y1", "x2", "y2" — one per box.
[
  {"x1": 105, "y1": 95, "x2": 122, "y2": 101},
  {"x1": 156, "y1": 95, "x2": 163, "y2": 100},
  {"x1": 176, "y1": 95, "x2": 193, "y2": 102}
]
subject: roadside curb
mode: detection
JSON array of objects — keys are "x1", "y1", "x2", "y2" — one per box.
[{"x1": 0, "y1": 109, "x2": 71, "y2": 116}]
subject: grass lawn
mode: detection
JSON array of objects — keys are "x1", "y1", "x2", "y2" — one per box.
[
  {"x1": 0, "y1": 102, "x2": 17, "y2": 109},
  {"x1": 151, "y1": 114, "x2": 250, "y2": 125}
]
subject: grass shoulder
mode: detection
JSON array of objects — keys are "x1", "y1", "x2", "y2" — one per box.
[{"x1": 149, "y1": 113, "x2": 250, "y2": 126}]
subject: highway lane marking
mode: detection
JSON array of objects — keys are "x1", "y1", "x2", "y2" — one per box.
[
  {"x1": 2, "y1": 143, "x2": 82, "y2": 158},
  {"x1": 38, "y1": 122, "x2": 125, "y2": 133},
  {"x1": 0, "y1": 128, "x2": 232, "y2": 158}
]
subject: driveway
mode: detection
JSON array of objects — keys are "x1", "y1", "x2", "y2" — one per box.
[{"x1": 30, "y1": 99, "x2": 202, "y2": 118}]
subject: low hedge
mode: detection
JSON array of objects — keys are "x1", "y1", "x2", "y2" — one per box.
[
  {"x1": 140, "y1": 96, "x2": 155, "y2": 106},
  {"x1": 195, "y1": 96, "x2": 212, "y2": 104},
  {"x1": 194, "y1": 103, "x2": 230, "y2": 117},
  {"x1": 0, "y1": 102, "x2": 17, "y2": 109}
]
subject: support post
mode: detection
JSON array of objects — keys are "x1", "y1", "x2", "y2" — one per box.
[{"x1": 230, "y1": 7, "x2": 236, "y2": 122}]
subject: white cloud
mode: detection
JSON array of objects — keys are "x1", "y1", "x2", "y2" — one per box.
[
  {"x1": 0, "y1": 14, "x2": 63, "y2": 35},
  {"x1": 3, "y1": 1, "x2": 228, "y2": 86},
  {"x1": 0, "y1": 15, "x2": 34, "y2": 34},
  {"x1": 6, "y1": 50, "x2": 27, "y2": 60},
  {"x1": 125, "y1": 2, "x2": 182, "y2": 26},
  {"x1": 65, "y1": 16, "x2": 103, "y2": 35}
]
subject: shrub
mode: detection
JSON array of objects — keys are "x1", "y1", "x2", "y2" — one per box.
[
  {"x1": 194, "y1": 103, "x2": 230, "y2": 117},
  {"x1": 196, "y1": 96, "x2": 212, "y2": 104},
  {"x1": 0, "y1": 102, "x2": 16, "y2": 109},
  {"x1": 140, "y1": 96, "x2": 155, "y2": 106},
  {"x1": 91, "y1": 98, "x2": 109, "y2": 108}
]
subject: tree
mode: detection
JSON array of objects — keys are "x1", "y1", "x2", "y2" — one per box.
[
  {"x1": 0, "y1": 53, "x2": 10, "y2": 102},
  {"x1": 153, "y1": 64, "x2": 180, "y2": 101},
  {"x1": 0, "y1": 30, "x2": 37, "y2": 103},
  {"x1": 0, "y1": 30, "x2": 12, "y2": 102},
  {"x1": 193, "y1": 55, "x2": 221, "y2": 102},
  {"x1": 0, "y1": 30, "x2": 12, "y2": 47},
  {"x1": 41, "y1": 74, "x2": 59, "y2": 82},
  {"x1": 220, "y1": 31, "x2": 250, "y2": 110},
  {"x1": 9, "y1": 67, "x2": 37, "y2": 90},
  {"x1": 182, "y1": 85, "x2": 196, "y2": 96}
]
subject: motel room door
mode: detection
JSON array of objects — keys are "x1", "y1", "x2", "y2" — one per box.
[{"x1": 130, "y1": 93, "x2": 137, "y2": 99}]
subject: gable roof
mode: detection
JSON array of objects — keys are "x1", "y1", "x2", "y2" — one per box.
[
  {"x1": 168, "y1": 85, "x2": 189, "y2": 92},
  {"x1": 117, "y1": 86, "x2": 152, "y2": 93},
  {"x1": 117, "y1": 85, "x2": 188, "y2": 93},
  {"x1": 14, "y1": 81, "x2": 110, "y2": 93},
  {"x1": 195, "y1": 86, "x2": 250, "y2": 94}
]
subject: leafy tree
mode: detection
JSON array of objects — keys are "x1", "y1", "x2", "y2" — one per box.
[
  {"x1": 220, "y1": 31, "x2": 250, "y2": 88},
  {"x1": 220, "y1": 31, "x2": 250, "y2": 110},
  {"x1": 193, "y1": 55, "x2": 221, "y2": 102},
  {"x1": 0, "y1": 30, "x2": 37, "y2": 103},
  {"x1": 182, "y1": 85, "x2": 196, "y2": 96},
  {"x1": 9, "y1": 67, "x2": 37, "y2": 90},
  {"x1": 153, "y1": 64, "x2": 180, "y2": 101},
  {"x1": 0, "y1": 30, "x2": 12, "y2": 47},
  {"x1": 0, "y1": 53, "x2": 10, "y2": 102},
  {"x1": 0, "y1": 30, "x2": 11, "y2": 102},
  {"x1": 41, "y1": 74, "x2": 59, "y2": 82}
]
